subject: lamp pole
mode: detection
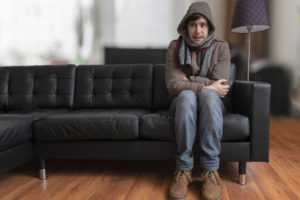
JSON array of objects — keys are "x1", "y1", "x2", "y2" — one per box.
[
  {"x1": 247, "y1": 26, "x2": 252, "y2": 81},
  {"x1": 231, "y1": 0, "x2": 270, "y2": 81}
]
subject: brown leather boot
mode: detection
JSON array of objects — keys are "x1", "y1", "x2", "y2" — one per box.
[
  {"x1": 200, "y1": 170, "x2": 222, "y2": 200},
  {"x1": 168, "y1": 169, "x2": 192, "y2": 200}
]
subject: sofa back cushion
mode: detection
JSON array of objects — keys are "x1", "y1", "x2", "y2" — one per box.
[
  {"x1": 74, "y1": 64, "x2": 153, "y2": 109},
  {"x1": 152, "y1": 64, "x2": 173, "y2": 110},
  {"x1": 0, "y1": 65, "x2": 76, "y2": 111}
]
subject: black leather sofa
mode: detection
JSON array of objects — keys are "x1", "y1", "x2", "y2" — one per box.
[{"x1": 0, "y1": 64, "x2": 271, "y2": 184}]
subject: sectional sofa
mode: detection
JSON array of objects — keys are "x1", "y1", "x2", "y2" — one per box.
[{"x1": 0, "y1": 64, "x2": 270, "y2": 184}]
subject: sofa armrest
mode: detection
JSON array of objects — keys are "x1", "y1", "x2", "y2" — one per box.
[{"x1": 232, "y1": 80, "x2": 271, "y2": 161}]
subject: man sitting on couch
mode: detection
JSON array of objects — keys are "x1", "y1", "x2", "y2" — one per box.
[{"x1": 165, "y1": 2, "x2": 230, "y2": 200}]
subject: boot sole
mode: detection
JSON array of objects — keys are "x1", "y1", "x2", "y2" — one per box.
[
  {"x1": 200, "y1": 191, "x2": 222, "y2": 200},
  {"x1": 168, "y1": 192, "x2": 188, "y2": 200},
  {"x1": 168, "y1": 197, "x2": 187, "y2": 200}
]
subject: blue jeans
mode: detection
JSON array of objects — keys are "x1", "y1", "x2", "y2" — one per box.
[{"x1": 171, "y1": 89, "x2": 225, "y2": 171}]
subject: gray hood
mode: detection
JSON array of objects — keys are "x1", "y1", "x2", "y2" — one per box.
[{"x1": 177, "y1": 2, "x2": 215, "y2": 39}]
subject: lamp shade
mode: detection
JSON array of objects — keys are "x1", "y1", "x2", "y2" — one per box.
[{"x1": 231, "y1": 0, "x2": 270, "y2": 33}]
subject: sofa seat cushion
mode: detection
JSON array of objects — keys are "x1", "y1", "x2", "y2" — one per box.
[
  {"x1": 0, "y1": 109, "x2": 71, "y2": 151},
  {"x1": 140, "y1": 111, "x2": 249, "y2": 142},
  {"x1": 222, "y1": 114, "x2": 250, "y2": 141},
  {"x1": 0, "y1": 115, "x2": 32, "y2": 151},
  {"x1": 6, "y1": 109, "x2": 71, "y2": 120},
  {"x1": 140, "y1": 110, "x2": 174, "y2": 141},
  {"x1": 33, "y1": 109, "x2": 151, "y2": 141}
]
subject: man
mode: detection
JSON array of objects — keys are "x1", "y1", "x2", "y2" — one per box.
[{"x1": 166, "y1": 2, "x2": 230, "y2": 200}]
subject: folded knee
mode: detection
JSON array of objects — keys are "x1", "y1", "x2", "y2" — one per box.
[
  {"x1": 198, "y1": 89, "x2": 221, "y2": 105},
  {"x1": 176, "y1": 90, "x2": 197, "y2": 109}
]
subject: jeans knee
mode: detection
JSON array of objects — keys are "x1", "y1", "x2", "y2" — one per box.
[
  {"x1": 199, "y1": 89, "x2": 219, "y2": 98},
  {"x1": 198, "y1": 89, "x2": 221, "y2": 107},
  {"x1": 177, "y1": 90, "x2": 197, "y2": 110}
]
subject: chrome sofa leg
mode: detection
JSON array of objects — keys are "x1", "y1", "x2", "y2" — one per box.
[
  {"x1": 39, "y1": 159, "x2": 47, "y2": 180},
  {"x1": 238, "y1": 161, "x2": 246, "y2": 185},
  {"x1": 40, "y1": 169, "x2": 47, "y2": 180},
  {"x1": 239, "y1": 174, "x2": 246, "y2": 185}
]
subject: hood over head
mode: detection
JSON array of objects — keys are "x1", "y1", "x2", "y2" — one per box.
[{"x1": 177, "y1": 2, "x2": 215, "y2": 40}]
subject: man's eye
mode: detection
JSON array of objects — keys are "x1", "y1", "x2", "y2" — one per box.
[{"x1": 201, "y1": 23, "x2": 207, "y2": 27}]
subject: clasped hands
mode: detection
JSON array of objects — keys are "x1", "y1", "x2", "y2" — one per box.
[{"x1": 203, "y1": 79, "x2": 230, "y2": 98}]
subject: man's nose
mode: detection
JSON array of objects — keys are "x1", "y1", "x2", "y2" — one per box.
[{"x1": 196, "y1": 25, "x2": 202, "y2": 33}]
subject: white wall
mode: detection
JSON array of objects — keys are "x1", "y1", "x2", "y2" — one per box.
[
  {"x1": 113, "y1": 0, "x2": 174, "y2": 47},
  {"x1": 99, "y1": 0, "x2": 226, "y2": 48},
  {"x1": 269, "y1": 0, "x2": 300, "y2": 83},
  {"x1": 268, "y1": 0, "x2": 300, "y2": 115},
  {"x1": 0, "y1": 0, "x2": 227, "y2": 65},
  {"x1": 0, "y1": 0, "x2": 78, "y2": 65}
]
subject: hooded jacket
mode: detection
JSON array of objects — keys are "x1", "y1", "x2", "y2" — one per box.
[{"x1": 166, "y1": 2, "x2": 230, "y2": 96}]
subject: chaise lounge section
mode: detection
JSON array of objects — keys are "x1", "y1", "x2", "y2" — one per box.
[{"x1": 0, "y1": 65, "x2": 76, "y2": 173}]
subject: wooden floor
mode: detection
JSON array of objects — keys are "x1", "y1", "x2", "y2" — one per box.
[{"x1": 0, "y1": 117, "x2": 300, "y2": 200}]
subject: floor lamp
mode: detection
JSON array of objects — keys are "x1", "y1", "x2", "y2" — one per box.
[{"x1": 231, "y1": 0, "x2": 270, "y2": 81}]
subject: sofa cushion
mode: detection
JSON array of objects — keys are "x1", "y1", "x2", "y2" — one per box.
[
  {"x1": 140, "y1": 111, "x2": 249, "y2": 142},
  {"x1": 74, "y1": 64, "x2": 153, "y2": 109},
  {"x1": 0, "y1": 115, "x2": 32, "y2": 151},
  {"x1": 0, "y1": 109, "x2": 71, "y2": 151},
  {"x1": 33, "y1": 109, "x2": 151, "y2": 141},
  {"x1": 0, "y1": 65, "x2": 76, "y2": 111},
  {"x1": 140, "y1": 110, "x2": 174, "y2": 141},
  {"x1": 222, "y1": 114, "x2": 250, "y2": 141},
  {"x1": 6, "y1": 109, "x2": 71, "y2": 120}
]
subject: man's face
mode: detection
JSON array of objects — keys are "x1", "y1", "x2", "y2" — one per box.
[{"x1": 187, "y1": 17, "x2": 209, "y2": 43}]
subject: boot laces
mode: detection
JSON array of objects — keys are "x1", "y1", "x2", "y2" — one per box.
[
  {"x1": 201, "y1": 170, "x2": 221, "y2": 185},
  {"x1": 174, "y1": 170, "x2": 192, "y2": 183}
]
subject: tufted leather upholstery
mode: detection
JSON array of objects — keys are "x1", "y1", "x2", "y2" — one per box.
[
  {"x1": 0, "y1": 65, "x2": 76, "y2": 173},
  {"x1": 0, "y1": 65, "x2": 76, "y2": 111},
  {"x1": 74, "y1": 64, "x2": 153, "y2": 109}
]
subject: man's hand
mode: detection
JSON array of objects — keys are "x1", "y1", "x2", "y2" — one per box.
[{"x1": 203, "y1": 79, "x2": 230, "y2": 97}]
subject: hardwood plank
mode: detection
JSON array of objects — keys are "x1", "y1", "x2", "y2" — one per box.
[
  {"x1": 219, "y1": 162, "x2": 266, "y2": 200},
  {"x1": 248, "y1": 163, "x2": 297, "y2": 200}
]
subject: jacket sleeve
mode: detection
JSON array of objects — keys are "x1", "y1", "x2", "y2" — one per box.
[
  {"x1": 189, "y1": 41, "x2": 231, "y2": 84},
  {"x1": 165, "y1": 40, "x2": 204, "y2": 96}
]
